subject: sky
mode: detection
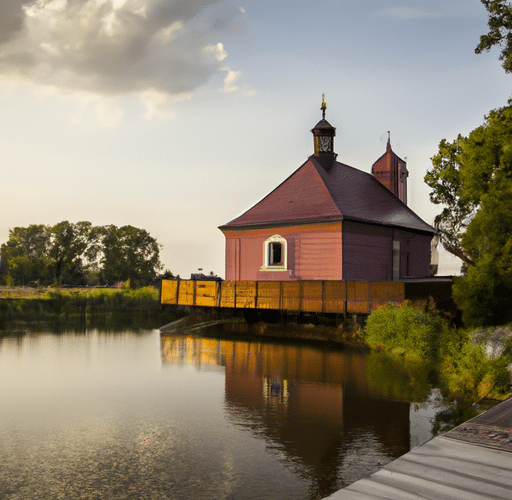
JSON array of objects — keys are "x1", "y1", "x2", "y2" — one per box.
[{"x1": 0, "y1": 0, "x2": 510, "y2": 279}]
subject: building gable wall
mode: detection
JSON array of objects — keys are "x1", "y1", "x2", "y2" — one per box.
[{"x1": 221, "y1": 223, "x2": 342, "y2": 281}]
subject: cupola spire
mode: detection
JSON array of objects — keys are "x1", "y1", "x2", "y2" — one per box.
[
  {"x1": 321, "y1": 93, "x2": 327, "y2": 119},
  {"x1": 311, "y1": 94, "x2": 337, "y2": 169}
]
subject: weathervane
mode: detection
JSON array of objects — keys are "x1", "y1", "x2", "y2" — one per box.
[{"x1": 321, "y1": 93, "x2": 327, "y2": 119}]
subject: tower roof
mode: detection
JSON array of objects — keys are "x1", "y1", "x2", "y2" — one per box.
[{"x1": 312, "y1": 118, "x2": 335, "y2": 132}]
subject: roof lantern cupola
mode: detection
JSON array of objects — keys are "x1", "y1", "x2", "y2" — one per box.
[{"x1": 311, "y1": 94, "x2": 337, "y2": 169}]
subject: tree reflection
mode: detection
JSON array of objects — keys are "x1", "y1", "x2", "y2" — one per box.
[{"x1": 366, "y1": 350, "x2": 431, "y2": 402}]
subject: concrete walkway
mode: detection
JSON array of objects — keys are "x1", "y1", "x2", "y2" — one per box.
[{"x1": 324, "y1": 397, "x2": 512, "y2": 499}]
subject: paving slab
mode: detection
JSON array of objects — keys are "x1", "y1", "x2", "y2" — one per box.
[{"x1": 323, "y1": 397, "x2": 512, "y2": 500}]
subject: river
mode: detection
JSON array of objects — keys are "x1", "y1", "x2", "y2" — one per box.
[{"x1": 0, "y1": 322, "x2": 442, "y2": 500}]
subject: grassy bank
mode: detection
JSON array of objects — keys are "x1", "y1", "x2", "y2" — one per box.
[{"x1": 0, "y1": 286, "x2": 183, "y2": 330}]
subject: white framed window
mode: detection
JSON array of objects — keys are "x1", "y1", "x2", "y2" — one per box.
[{"x1": 260, "y1": 235, "x2": 288, "y2": 272}]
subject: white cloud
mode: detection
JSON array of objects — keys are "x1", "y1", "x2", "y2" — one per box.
[
  {"x1": 69, "y1": 92, "x2": 123, "y2": 127},
  {"x1": 140, "y1": 89, "x2": 192, "y2": 120},
  {"x1": 220, "y1": 67, "x2": 240, "y2": 93},
  {"x1": 0, "y1": 0, "x2": 248, "y2": 118},
  {"x1": 204, "y1": 42, "x2": 228, "y2": 62}
]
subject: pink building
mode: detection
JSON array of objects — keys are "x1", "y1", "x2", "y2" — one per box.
[{"x1": 219, "y1": 103, "x2": 435, "y2": 282}]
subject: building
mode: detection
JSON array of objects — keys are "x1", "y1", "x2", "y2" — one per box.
[{"x1": 219, "y1": 100, "x2": 435, "y2": 282}]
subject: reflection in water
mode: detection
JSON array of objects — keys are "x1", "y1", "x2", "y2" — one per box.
[
  {"x1": 0, "y1": 327, "x2": 438, "y2": 500},
  {"x1": 161, "y1": 336, "x2": 423, "y2": 499}
]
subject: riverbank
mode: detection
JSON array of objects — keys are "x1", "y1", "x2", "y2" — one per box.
[{"x1": 0, "y1": 286, "x2": 181, "y2": 330}]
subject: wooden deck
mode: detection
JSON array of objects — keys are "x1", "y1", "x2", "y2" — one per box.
[
  {"x1": 160, "y1": 278, "x2": 453, "y2": 316},
  {"x1": 324, "y1": 397, "x2": 512, "y2": 499}
]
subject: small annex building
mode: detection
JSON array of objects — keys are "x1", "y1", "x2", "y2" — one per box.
[{"x1": 219, "y1": 100, "x2": 436, "y2": 282}]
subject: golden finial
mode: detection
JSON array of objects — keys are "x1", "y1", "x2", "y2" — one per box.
[{"x1": 321, "y1": 93, "x2": 327, "y2": 119}]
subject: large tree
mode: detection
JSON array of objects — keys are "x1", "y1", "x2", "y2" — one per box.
[
  {"x1": 425, "y1": 137, "x2": 477, "y2": 268},
  {"x1": 100, "y1": 225, "x2": 163, "y2": 288},
  {"x1": 425, "y1": 102, "x2": 512, "y2": 326},
  {"x1": 0, "y1": 225, "x2": 51, "y2": 285},
  {"x1": 49, "y1": 221, "x2": 101, "y2": 285},
  {"x1": 476, "y1": 0, "x2": 512, "y2": 73}
]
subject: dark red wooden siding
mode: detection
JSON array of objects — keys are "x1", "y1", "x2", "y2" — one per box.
[{"x1": 342, "y1": 221, "x2": 393, "y2": 281}]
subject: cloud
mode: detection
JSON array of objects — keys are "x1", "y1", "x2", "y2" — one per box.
[
  {"x1": 140, "y1": 88, "x2": 192, "y2": 120},
  {"x1": 220, "y1": 67, "x2": 240, "y2": 93},
  {"x1": 0, "y1": 0, "x2": 249, "y2": 118}
]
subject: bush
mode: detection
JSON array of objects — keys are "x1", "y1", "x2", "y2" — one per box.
[
  {"x1": 365, "y1": 303, "x2": 450, "y2": 364},
  {"x1": 440, "y1": 328, "x2": 511, "y2": 405}
]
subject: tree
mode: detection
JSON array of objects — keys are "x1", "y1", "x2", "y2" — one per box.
[
  {"x1": 425, "y1": 102, "x2": 512, "y2": 326},
  {"x1": 100, "y1": 225, "x2": 163, "y2": 288},
  {"x1": 1, "y1": 221, "x2": 164, "y2": 288},
  {"x1": 425, "y1": 137, "x2": 477, "y2": 267},
  {"x1": 0, "y1": 225, "x2": 51, "y2": 285},
  {"x1": 475, "y1": 0, "x2": 512, "y2": 73},
  {"x1": 48, "y1": 221, "x2": 101, "y2": 285}
]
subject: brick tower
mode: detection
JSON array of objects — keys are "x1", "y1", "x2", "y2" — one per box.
[{"x1": 371, "y1": 133, "x2": 408, "y2": 204}]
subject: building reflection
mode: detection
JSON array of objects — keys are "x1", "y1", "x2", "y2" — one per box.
[{"x1": 161, "y1": 335, "x2": 411, "y2": 498}]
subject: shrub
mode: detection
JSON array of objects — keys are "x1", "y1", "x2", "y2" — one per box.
[
  {"x1": 365, "y1": 303, "x2": 450, "y2": 364},
  {"x1": 440, "y1": 328, "x2": 511, "y2": 406}
]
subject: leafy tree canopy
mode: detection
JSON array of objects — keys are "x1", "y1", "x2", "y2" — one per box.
[
  {"x1": 476, "y1": 0, "x2": 512, "y2": 73},
  {"x1": 425, "y1": 102, "x2": 512, "y2": 326},
  {"x1": 0, "y1": 221, "x2": 164, "y2": 288}
]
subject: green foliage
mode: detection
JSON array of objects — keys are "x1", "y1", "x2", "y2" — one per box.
[
  {"x1": 426, "y1": 136, "x2": 476, "y2": 267},
  {"x1": 440, "y1": 328, "x2": 511, "y2": 406},
  {"x1": 426, "y1": 102, "x2": 512, "y2": 326},
  {"x1": 0, "y1": 225, "x2": 51, "y2": 285},
  {"x1": 366, "y1": 304, "x2": 512, "y2": 408},
  {"x1": 100, "y1": 225, "x2": 163, "y2": 288},
  {"x1": 41, "y1": 286, "x2": 160, "y2": 312},
  {"x1": 475, "y1": 0, "x2": 512, "y2": 73},
  {"x1": 48, "y1": 220, "x2": 101, "y2": 285},
  {"x1": 1, "y1": 221, "x2": 164, "y2": 288},
  {"x1": 365, "y1": 303, "x2": 450, "y2": 364}
]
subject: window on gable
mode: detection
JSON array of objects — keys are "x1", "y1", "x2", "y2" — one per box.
[{"x1": 260, "y1": 235, "x2": 288, "y2": 272}]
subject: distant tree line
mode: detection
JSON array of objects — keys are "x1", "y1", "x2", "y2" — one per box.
[{"x1": 0, "y1": 221, "x2": 168, "y2": 288}]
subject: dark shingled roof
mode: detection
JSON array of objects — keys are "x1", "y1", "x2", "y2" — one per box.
[
  {"x1": 220, "y1": 157, "x2": 435, "y2": 234},
  {"x1": 312, "y1": 118, "x2": 335, "y2": 131}
]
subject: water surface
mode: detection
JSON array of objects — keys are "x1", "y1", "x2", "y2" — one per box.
[{"x1": 0, "y1": 325, "x2": 439, "y2": 499}]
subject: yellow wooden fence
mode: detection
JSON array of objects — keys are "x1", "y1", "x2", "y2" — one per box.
[{"x1": 161, "y1": 279, "x2": 406, "y2": 315}]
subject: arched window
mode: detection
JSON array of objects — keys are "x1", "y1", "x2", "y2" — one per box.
[{"x1": 260, "y1": 235, "x2": 288, "y2": 272}]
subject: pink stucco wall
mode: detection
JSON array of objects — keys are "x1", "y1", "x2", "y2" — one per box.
[{"x1": 221, "y1": 223, "x2": 343, "y2": 281}]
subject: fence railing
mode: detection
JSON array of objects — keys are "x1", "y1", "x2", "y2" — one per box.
[{"x1": 161, "y1": 279, "x2": 406, "y2": 315}]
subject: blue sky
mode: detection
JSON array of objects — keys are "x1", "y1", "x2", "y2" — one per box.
[{"x1": 0, "y1": 0, "x2": 510, "y2": 278}]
